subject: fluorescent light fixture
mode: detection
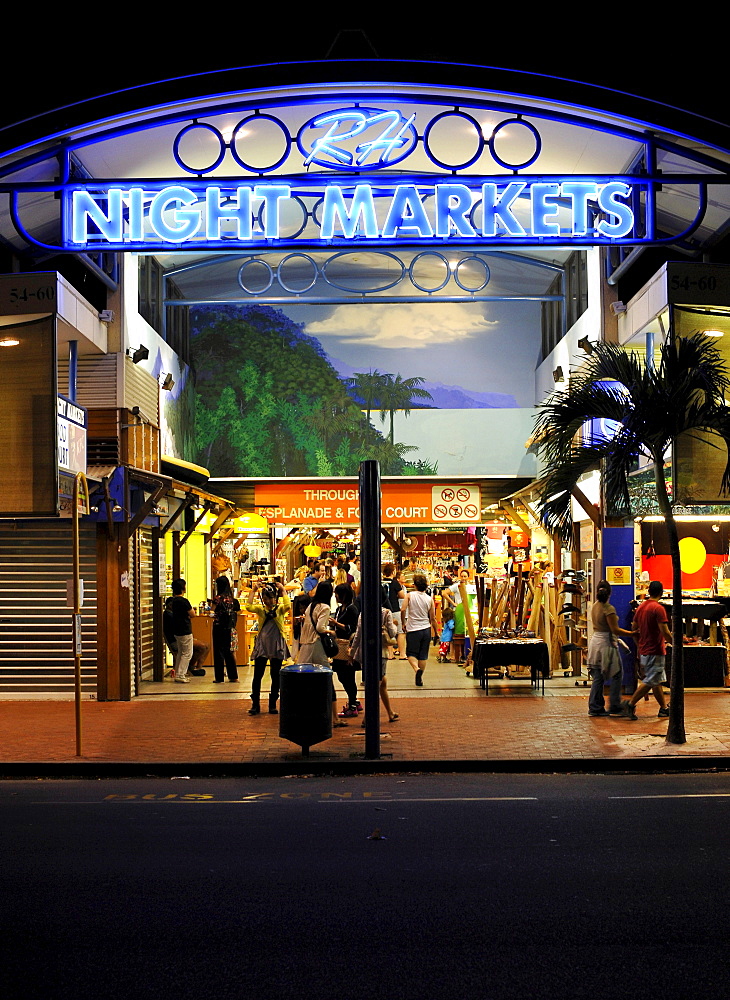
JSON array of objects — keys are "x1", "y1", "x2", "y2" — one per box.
[
  {"x1": 702, "y1": 329, "x2": 724, "y2": 338},
  {"x1": 0, "y1": 337, "x2": 20, "y2": 347},
  {"x1": 642, "y1": 514, "x2": 730, "y2": 522}
]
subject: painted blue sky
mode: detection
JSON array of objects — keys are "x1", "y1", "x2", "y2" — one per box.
[{"x1": 281, "y1": 300, "x2": 541, "y2": 407}]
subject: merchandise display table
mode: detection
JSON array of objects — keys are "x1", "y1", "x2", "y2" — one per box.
[
  {"x1": 472, "y1": 639, "x2": 550, "y2": 695},
  {"x1": 659, "y1": 599, "x2": 726, "y2": 644},
  {"x1": 666, "y1": 645, "x2": 728, "y2": 687},
  {"x1": 191, "y1": 615, "x2": 251, "y2": 667}
]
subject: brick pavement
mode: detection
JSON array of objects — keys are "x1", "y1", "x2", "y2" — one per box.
[{"x1": 1, "y1": 688, "x2": 729, "y2": 772}]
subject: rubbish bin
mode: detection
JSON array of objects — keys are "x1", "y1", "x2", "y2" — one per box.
[{"x1": 279, "y1": 664, "x2": 333, "y2": 756}]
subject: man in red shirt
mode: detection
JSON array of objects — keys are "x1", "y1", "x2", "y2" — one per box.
[{"x1": 624, "y1": 580, "x2": 671, "y2": 719}]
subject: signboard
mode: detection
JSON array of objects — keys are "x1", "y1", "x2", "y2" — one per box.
[
  {"x1": 68, "y1": 178, "x2": 640, "y2": 251},
  {"x1": 0, "y1": 273, "x2": 58, "y2": 314},
  {"x1": 667, "y1": 263, "x2": 730, "y2": 306},
  {"x1": 57, "y1": 395, "x2": 87, "y2": 475},
  {"x1": 605, "y1": 565, "x2": 632, "y2": 586},
  {"x1": 7, "y1": 97, "x2": 725, "y2": 256},
  {"x1": 254, "y1": 481, "x2": 482, "y2": 525}
]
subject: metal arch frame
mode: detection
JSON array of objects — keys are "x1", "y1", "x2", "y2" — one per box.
[
  {"x1": 1, "y1": 90, "x2": 728, "y2": 261},
  {"x1": 2, "y1": 88, "x2": 729, "y2": 179},
  {"x1": 159, "y1": 247, "x2": 566, "y2": 306}
]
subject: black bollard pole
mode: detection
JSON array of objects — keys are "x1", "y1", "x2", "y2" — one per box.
[{"x1": 359, "y1": 460, "x2": 381, "y2": 760}]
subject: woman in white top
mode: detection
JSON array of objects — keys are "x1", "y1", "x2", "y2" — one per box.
[
  {"x1": 401, "y1": 574, "x2": 437, "y2": 687},
  {"x1": 296, "y1": 581, "x2": 348, "y2": 728},
  {"x1": 297, "y1": 581, "x2": 336, "y2": 666}
]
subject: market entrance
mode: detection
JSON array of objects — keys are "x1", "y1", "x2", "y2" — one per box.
[{"x1": 4, "y1": 65, "x2": 730, "y2": 706}]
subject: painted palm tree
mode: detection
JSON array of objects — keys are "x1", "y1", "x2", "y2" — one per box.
[
  {"x1": 532, "y1": 333, "x2": 730, "y2": 744},
  {"x1": 344, "y1": 369, "x2": 391, "y2": 428},
  {"x1": 366, "y1": 437, "x2": 418, "y2": 475},
  {"x1": 309, "y1": 401, "x2": 350, "y2": 454},
  {"x1": 378, "y1": 373, "x2": 434, "y2": 444}
]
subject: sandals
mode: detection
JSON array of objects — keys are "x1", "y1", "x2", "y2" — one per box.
[{"x1": 388, "y1": 714, "x2": 399, "y2": 723}]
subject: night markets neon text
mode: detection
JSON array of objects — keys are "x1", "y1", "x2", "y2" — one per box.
[{"x1": 69, "y1": 180, "x2": 638, "y2": 247}]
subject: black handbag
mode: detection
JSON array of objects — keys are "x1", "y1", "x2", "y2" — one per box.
[
  {"x1": 310, "y1": 603, "x2": 337, "y2": 657},
  {"x1": 320, "y1": 632, "x2": 339, "y2": 658}
]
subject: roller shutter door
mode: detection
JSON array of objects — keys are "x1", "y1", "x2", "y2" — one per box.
[{"x1": 0, "y1": 521, "x2": 97, "y2": 695}]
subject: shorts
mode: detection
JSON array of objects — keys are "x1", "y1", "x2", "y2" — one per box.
[
  {"x1": 391, "y1": 611, "x2": 403, "y2": 635},
  {"x1": 406, "y1": 627, "x2": 431, "y2": 661},
  {"x1": 640, "y1": 654, "x2": 666, "y2": 687}
]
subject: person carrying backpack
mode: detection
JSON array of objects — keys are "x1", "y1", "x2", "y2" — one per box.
[{"x1": 211, "y1": 575, "x2": 241, "y2": 684}]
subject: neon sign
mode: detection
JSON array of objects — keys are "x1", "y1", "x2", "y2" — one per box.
[
  {"x1": 298, "y1": 107, "x2": 418, "y2": 170},
  {"x1": 68, "y1": 179, "x2": 639, "y2": 249}
]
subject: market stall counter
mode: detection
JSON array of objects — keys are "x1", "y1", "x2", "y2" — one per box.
[
  {"x1": 191, "y1": 614, "x2": 252, "y2": 667},
  {"x1": 472, "y1": 638, "x2": 550, "y2": 695}
]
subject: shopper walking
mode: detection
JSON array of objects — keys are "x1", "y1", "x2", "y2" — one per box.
[
  {"x1": 623, "y1": 580, "x2": 671, "y2": 719},
  {"x1": 402, "y1": 574, "x2": 437, "y2": 686},
  {"x1": 349, "y1": 591, "x2": 399, "y2": 725},
  {"x1": 211, "y1": 575, "x2": 240, "y2": 685},
  {"x1": 244, "y1": 579, "x2": 290, "y2": 714},
  {"x1": 170, "y1": 578, "x2": 196, "y2": 684},
  {"x1": 586, "y1": 579, "x2": 634, "y2": 717},
  {"x1": 381, "y1": 562, "x2": 404, "y2": 659},
  {"x1": 331, "y1": 583, "x2": 360, "y2": 717}
]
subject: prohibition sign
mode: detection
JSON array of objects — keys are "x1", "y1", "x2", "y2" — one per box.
[
  {"x1": 464, "y1": 504, "x2": 479, "y2": 518},
  {"x1": 450, "y1": 504, "x2": 463, "y2": 518},
  {"x1": 456, "y1": 488, "x2": 470, "y2": 501},
  {"x1": 434, "y1": 504, "x2": 448, "y2": 518},
  {"x1": 441, "y1": 488, "x2": 455, "y2": 502}
]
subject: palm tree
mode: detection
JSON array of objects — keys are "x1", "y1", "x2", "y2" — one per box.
[
  {"x1": 365, "y1": 437, "x2": 418, "y2": 474},
  {"x1": 532, "y1": 333, "x2": 730, "y2": 744},
  {"x1": 344, "y1": 370, "x2": 391, "y2": 428},
  {"x1": 309, "y1": 401, "x2": 350, "y2": 454},
  {"x1": 378, "y1": 373, "x2": 434, "y2": 444}
]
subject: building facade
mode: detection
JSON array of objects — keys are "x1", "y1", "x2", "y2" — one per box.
[{"x1": 1, "y1": 59, "x2": 729, "y2": 698}]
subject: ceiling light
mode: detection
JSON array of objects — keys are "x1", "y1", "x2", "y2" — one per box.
[
  {"x1": 702, "y1": 329, "x2": 724, "y2": 338},
  {"x1": 0, "y1": 337, "x2": 20, "y2": 347}
]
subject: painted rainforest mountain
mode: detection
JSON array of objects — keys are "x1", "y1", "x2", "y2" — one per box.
[{"x1": 191, "y1": 304, "x2": 438, "y2": 477}]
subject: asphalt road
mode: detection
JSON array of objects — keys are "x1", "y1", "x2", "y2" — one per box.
[{"x1": 2, "y1": 772, "x2": 729, "y2": 1000}]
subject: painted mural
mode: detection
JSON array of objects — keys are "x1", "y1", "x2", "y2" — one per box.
[{"x1": 188, "y1": 301, "x2": 539, "y2": 478}]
